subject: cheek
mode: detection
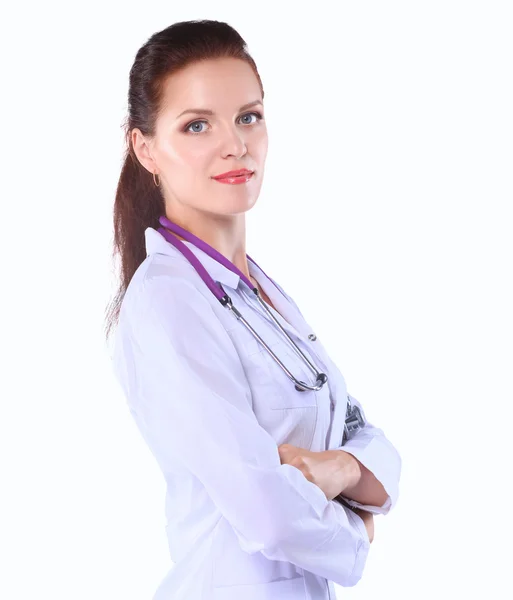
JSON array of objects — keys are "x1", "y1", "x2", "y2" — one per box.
[
  {"x1": 175, "y1": 136, "x2": 215, "y2": 172},
  {"x1": 187, "y1": 144, "x2": 214, "y2": 167},
  {"x1": 159, "y1": 135, "x2": 209, "y2": 165},
  {"x1": 253, "y1": 129, "x2": 269, "y2": 162}
]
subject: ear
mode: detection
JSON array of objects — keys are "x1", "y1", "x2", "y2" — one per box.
[{"x1": 131, "y1": 127, "x2": 158, "y2": 175}]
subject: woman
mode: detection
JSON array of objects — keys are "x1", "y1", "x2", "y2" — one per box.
[{"x1": 106, "y1": 19, "x2": 402, "y2": 600}]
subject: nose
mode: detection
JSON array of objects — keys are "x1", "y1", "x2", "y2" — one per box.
[{"x1": 219, "y1": 124, "x2": 247, "y2": 159}]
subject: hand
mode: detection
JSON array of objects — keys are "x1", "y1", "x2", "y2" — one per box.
[
  {"x1": 351, "y1": 507, "x2": 374, "y2": 543},
  {"x1": 277, "y1": 444, "x2": 361, "y2": 501}
]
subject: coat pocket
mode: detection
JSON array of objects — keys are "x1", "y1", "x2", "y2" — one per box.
[
  {"x1": 244, "y1": 339, "x2": 318, "y2": 448},
  {"x1": 254, "y1": 338, "x2": 323, "y2": 409}
]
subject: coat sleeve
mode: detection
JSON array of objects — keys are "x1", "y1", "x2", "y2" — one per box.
[
  {"x1": 267, "y1": 275, "x2": 402, "y2": 516},
  {"x1": 114, "y1": 274, "x2": 371, "y2": 588},
  {"x1": 335, "y1": 393, "x2": 402, "y2": 515}
]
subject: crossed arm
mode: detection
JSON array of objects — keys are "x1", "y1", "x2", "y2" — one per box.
[{"x1": 339, "y1": 453, "x2": 389, "y2": 508}]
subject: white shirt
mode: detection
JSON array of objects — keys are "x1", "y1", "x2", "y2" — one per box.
[{"x1": 111, "y1": 227, "x2": 402, "y2": 600}]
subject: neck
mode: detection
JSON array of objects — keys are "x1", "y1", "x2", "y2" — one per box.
[{"x1": 163, "y1": 208, "x2": 251, "y2": 280}]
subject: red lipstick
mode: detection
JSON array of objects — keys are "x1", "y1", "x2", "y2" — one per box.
[{"x1": 212, "y1": 168, "x2": 254, "y2": 184}]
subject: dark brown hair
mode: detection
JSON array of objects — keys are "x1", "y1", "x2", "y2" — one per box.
[{"x1": 104, "y1": 19, "x2": 264, "y2": 340}]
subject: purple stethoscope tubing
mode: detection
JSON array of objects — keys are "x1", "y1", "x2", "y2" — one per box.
[{"x1": 157, "y1": 215, "x2": 328, "y2": 392}]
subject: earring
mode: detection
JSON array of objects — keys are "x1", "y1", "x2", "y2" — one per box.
[{"x1": 153, "y1": 171, "x2": 160, "y2": 187}]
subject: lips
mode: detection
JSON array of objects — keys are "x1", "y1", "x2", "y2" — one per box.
[
  {"x1": 213, "y1": 169, "x2": 253, "y2": 180},
  {"x1": 213, "y1": 171, "x2": 254, "y2": 185}
]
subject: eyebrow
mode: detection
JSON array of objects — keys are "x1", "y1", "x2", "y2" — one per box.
[{"x1": 176, "y1": 100, "x2": 263, "y2": 120}]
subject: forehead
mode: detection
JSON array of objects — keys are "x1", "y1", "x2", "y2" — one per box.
[{"x1": 159, "y1": 58, "x2": 261, "y2": 118}]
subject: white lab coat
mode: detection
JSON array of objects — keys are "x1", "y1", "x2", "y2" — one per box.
[{"x1": 111, "y1": 227, "x2": 402, "y2": 600}]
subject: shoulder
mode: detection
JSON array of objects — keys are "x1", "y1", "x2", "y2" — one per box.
[
  {"x1": 115, "y1": 255, "x2": 249, "y2": 394},
  {"x1": 122, "y1": 253, "x2": 213, "y2": 319},
  {"x1": 120, "y1": 253, "x2": 238, "y2": 355}
]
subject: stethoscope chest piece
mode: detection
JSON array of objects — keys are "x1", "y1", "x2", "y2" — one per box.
[{"x1": 341, "y1": 394, "x2": 367, "y2": 444}]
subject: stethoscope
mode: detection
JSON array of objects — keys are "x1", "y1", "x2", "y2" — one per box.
[{"x1": 157, "y1": 216, "x2": 366, "y2": 438}]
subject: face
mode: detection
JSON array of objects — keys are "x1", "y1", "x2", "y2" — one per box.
[{"x1": 132, "y1": 57, "x2": 268, "y2": 218}]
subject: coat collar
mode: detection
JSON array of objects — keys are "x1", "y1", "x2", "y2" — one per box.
[
  {"x1": 145, "y1": 226, "x2": 252, "y2": 291},
  {"x1": 144, "y1": 227, "x2": 310, "y2": 342}
]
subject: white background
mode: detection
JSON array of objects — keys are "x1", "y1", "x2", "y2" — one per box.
[{"x1": 1, "y1": 1, "x2": 512, "y2": 598}]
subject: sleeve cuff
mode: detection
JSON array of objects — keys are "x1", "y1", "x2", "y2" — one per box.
[
  {"x1": 338, "y1": 493, "x2": 392, "y2": 516},
  {"x1": 336, "y1": 434, "x2": 401, "y2": 515}
]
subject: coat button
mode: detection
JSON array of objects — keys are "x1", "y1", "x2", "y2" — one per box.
[{"x1": 308, "y1": 333, "x2": 317, "y2": 341}]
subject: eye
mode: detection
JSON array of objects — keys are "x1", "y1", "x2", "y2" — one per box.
[
  {"x1": 239, "y1": 111, "x2": 263, "y2": 125},
  {"x1": 184, "y1": 120, "x2": 208, "y2": 134},
  {"x1": 183, "y1": 111, "x2": 264, "y2": 134}
]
